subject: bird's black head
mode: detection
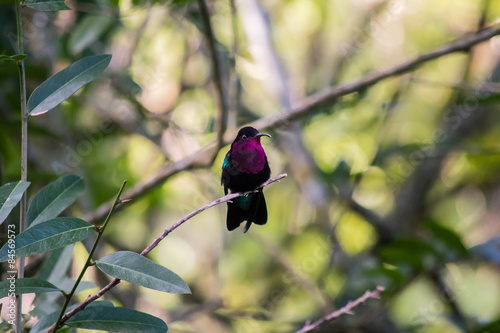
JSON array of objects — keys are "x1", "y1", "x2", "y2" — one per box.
[{"x1": 232, "y1": 126, "x2": 272, "y2": 145}]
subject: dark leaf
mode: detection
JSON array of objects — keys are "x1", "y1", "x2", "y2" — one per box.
[
  {"x1": 474, "y1": 318, "x2": 500, "y2": 333},
  {"x1": 379, "y1": 238, "x2": 439, "y2": 271},
  {"x1": 65, "y1": 306, "x2": 168, "y2": 332},
  {"x1": 30, "y1": 301, "x2": 114, "y2": 333},
  {"x1": 0, "y1": 54, "x2": 27, "y2": 61},
  {"x1": 424, "y1": 220, "x2": 468, "y2": 260}
]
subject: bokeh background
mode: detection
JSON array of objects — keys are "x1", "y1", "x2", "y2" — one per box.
[{"x1": 1, "y1": 0, "x2": 500, "y2": 332}]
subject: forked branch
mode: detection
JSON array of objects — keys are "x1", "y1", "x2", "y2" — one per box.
[{"x1": 295, "y1": 286, "x2": 385, "y2": 333}]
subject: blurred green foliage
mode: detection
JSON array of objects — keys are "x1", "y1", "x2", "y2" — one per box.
[{"x1": 1, "y1": 0, "x2": 500, "y2": 332}]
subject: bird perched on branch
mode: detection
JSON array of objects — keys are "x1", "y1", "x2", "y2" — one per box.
[{"x1": 221, "y1": 126, "x2": 271, "y2": 232}]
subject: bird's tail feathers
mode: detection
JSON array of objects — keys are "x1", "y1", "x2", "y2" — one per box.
[{"x1": 226, "y1": 191, "x2": 268, "y2": 232}]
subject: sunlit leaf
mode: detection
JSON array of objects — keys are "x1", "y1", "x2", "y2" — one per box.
[
  {"x1": 0, "y1": 181, "x2": 30, "y2": 225},
  {"x1": 65, "y1": 306, "x2": 168, "y2": 332},
  {"x1": 28, "y1": 54, "x2": 111, "y2": 115},
  {"x1": 0, "y1": 217, "x2": 95, "y2": 262},
  {"x1": 96, "y1": 251, "x2": 191, "y2": 294},
  {"x1": 28, "y1": 175, "x2": 85, "y2": 227},
  {"x1": 0, "y1": 278, "x2": 61, "y2": 298}
]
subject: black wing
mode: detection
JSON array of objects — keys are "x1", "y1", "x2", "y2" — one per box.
[{"x1": 221, "y1": 151, "x2": 231, "y2": 195}]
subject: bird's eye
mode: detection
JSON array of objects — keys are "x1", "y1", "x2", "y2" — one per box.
[{"x1": 242, "y1": 135, "x2": 247, "y2": 140}]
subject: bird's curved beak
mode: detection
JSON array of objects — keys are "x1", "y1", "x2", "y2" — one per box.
[{"x1": 255, "y1": 133, "x2": 272, "y2": 139}]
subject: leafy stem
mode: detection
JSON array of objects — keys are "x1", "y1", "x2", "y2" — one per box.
[
  {"x1": 15, "y1": 0, "x2": 28, "y2": 331},
  {"x1": 51, "y1": 180, "x2": 128, "y2": 333}
]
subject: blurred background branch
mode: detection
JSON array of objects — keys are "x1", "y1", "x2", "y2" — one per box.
[
  {"x1": 295, "y1": 286, "x2": 385, "y2": 333},
  {"x1": 84, "y1": 22, "x2": 500, "y2": 225}
]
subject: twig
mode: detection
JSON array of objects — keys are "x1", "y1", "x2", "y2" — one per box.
[
  {"x1": 294, "y1": 286, "x2": 385, "y2": 333},
  {"x1": 83, "y1": 148, "x2": 216, "y2": 224},
  {"x1": 83, "y1": 23, "x2": 500, "y2": 225},
  {"x1": 15, "y1": 0, "x2": 28, "y2": 331},
  {"x1": 46, "y1": 174, "x2": 287, "y2": 332},
  {"x1": 50, "y1": 181, "x2": 128, "y2": 332},
  {"x1": 140, "y1": 173, "x2": 286, "y2": 255},
  {"x1": 197, "y1": 0, "x2": 228, "y2": 152}
]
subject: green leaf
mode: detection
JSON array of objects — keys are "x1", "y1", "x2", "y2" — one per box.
[
  {"x1": 59, "y1": 278, "x2": 96, "y2": 293},
  {"x1": 474, "y1": 318, "x2": 500, "y2": 333},
  {"x1": 31, "y1": 301, "x2": 114, "y2": 333},
  {"x1": 0, "y1": 54, "x2": 27, "y2": 61},
  {"x1": 379, "y1": 238, "x2": 440, "y2": 271},
  {"x1": 477, "y1": 92, "x2": 500, "y2": 105},
  {"x1": 365, "y1": 266, "x2": 407, "y2": 285},
  {"x1": 69, "y1": 16, "x2": 113, "y2": 54},
  {"x1": 0, "y1": 181, "x2": 30, "y2": 225},
  {"x1": 28, "y1": 54, "x2": 112, "y2": 115},
  {"x1": 172, "y1": 0, "x2": 195, "y2": 5},
  {"x1": 0, "y1": 278, "x2": 61, "y2": 298},
  {"x1": 65, "y1": 306, "x2": 168, "y2": 333},
  {"x1": 424, "y1": 220, "x2": 468, "y2": 260},
  {"x1": 37, "y1": 245, "x2": 75, "y2": 284},
  {"x1": 24, "y1": 0, "x2": 69, "y2": 11},
  {"x1": 96, "y1": 251, "x2": 191, "y2": 294},
  {"x1": 55, "y1": 328, "x2": 71, "y2": 333},
  {"x1": 28, "y1": 175, "x2": 85, "y2": 227},
  {"x1": 0, "y1": 217, "x2": 95, "y2": 262}
]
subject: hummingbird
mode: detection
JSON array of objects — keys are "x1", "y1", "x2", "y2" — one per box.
[{"x1": 221, "y1": 126, "x2": 271, "y2": 232}]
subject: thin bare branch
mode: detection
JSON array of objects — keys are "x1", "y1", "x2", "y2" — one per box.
[
  {"x1": 294, "y1": 286, "x2": 385, "y2": 333},
  {"x1": 46, "y1": 173, "x2": 287, "y2": 332},
  {"x1": 84, "y1": 23, "x2": 500, "y2": 225},
  {"x1": 83, "y1": 146, "x2": 217, "y2": 224},
  {"x1": 141, "y1": 173, "x2": 287, "y2": 255}
]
